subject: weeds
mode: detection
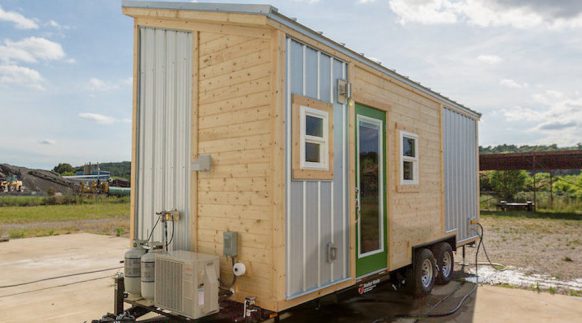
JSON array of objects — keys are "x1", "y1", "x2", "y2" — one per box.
[
  {"x1": 9, "y1": 230, "x2": 25, "y2": 239},
  {"x1": 0, "y1": 195, "x2": 130, "y2": 208}
]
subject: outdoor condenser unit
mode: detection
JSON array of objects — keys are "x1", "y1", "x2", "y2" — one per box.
[{"x1": 154, "y1": 250, "x2": 220, "y2": 319}]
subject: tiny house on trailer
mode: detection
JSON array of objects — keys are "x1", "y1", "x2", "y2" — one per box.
[{"x1": 122, "y1": 0, "x2": 481, "y2": 318}]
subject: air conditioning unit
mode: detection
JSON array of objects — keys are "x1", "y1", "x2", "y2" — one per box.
[{"x1": 154, "y1": 250, "x2": 220, "y2": 319}]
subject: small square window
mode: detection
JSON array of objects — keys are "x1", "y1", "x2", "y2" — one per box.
[
  {"x1": 299, "y1": 105, "x2": 329, "y2": 171},
  {"x1": 400, "y1": 131, "x2": 418, "y2": 185},
  {"x1": 292, "y1": 94, "x2": 334, "y2": 180}
]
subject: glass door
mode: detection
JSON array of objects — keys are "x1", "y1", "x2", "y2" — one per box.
[{"x1": 355, "y1": 104, "x2": 387, "y2": 277}]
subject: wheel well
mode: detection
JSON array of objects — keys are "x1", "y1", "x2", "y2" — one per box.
[
  {"x1": 403, "y1": 236, "x2": 456, "y2": 286},
  {"x1": 411, "y1": 235, "x2": 457, "y2": 263}
]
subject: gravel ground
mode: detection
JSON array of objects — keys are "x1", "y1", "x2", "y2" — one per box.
[{"x1": 463, "y1": 211, "x2": 582, "y2": 281}]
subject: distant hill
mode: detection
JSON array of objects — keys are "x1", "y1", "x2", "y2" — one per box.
[
  {"x1": 480, "y1": 144, "x2": 582, "y2": 154},
  {"x1": 75, "y1": 161, "x2": 131, "y2": 179}
]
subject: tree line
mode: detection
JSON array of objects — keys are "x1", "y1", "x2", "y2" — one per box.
[
  {"x1": 480, "y1": 143, "x2": 582, "y2": 154},
  {"x1": 52, "y1": 162, "x2": 131, "y2": 179}
]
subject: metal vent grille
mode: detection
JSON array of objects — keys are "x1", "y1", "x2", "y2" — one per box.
[{"x1": 155, "y1": 258, "x2": 183, "y2": 312}]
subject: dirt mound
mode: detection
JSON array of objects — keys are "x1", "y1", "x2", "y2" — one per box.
[{"x1": 0, "y1": 164, "x2": 76, "y2": 195}]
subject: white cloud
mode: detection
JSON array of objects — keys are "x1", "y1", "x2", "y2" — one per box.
[
  {"x1": 533, "y1": 90, "x2": 564, "y2": 105},
  {"x1": 0, "y1": 64, "x2": 43, "y2": 90},
  {"x1": 388, "y1": 0, "x2": 582, "y2": 30},
  {"x1": 477, "y1": 54, "x2": 502, "y2": 65},
  {"x1": 39, "y1": 139, "x2": 56, "y2": 145},
  {"x1": 291, "y1": 0, "x2": 320, "y2": 3},
  {"x1": 500, "y1": 78, "x2": 527, "y2": 89},
  {"x1": 79, "y1": 113, "x2": 119, "y2": 125},
  {"x1": 0, "y1": 37, "x2": 66, "y2": 64},
  {"x1": 358, "y1": 0, "x2": 377, "y2": 4},
  {"x1": 504, "y1": 92, "x2": 582, "y2": 146},
  {"x1": 87, "y1": 77, "x2": 132, "y2": 92},
  {"x1": 503, "y1": 105, "x2": 543, "y2": 122},
  {"x1": 0, "y1": 5, "x2": 38, "y2": 29},
  {"x1": 88, "y1": 78, "x2": 116, "y2": 92},
  {"x1": 78, "y1": 112, "x2": 132, "y2": 126},
  {"x1": 389, "y1": 0, "x2": 458, "y2": 25}
]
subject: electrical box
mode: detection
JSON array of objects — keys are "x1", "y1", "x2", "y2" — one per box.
[
  {"x1": 223, "y1": 231, "x2": 238, "y2": 257},
  {"x1": 191, "y1": 154, "x2": 211, "y2": 172},
  {"x1": 154, "y1": 251, "x2": 219, "y2": 319}
]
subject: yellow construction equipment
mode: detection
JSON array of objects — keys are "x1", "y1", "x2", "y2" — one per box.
[{"x1": 0, "y1": 175, "x2": 23, "y2": 192}]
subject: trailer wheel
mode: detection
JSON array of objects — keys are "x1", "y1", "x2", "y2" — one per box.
[
  {"x1": 433, "y1": 242, "x2": 454, "y2": 285},
  {"x1": 406, "y1": 248, "x2": 436, "y2": 296}
]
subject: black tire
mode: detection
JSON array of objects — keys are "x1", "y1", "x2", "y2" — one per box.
[
  {"x1": 433, "y1": 242, "x2": 454, "y2": 285},
  {"x1": 406, "y1": 248, "x2": 437, "y2": 296}
]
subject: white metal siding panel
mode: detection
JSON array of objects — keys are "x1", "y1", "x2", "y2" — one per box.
[
  {"x1": 136, "y1": 27, "x2": 192, "y2": 250},
  {"x1": 443, "y1": 108, "x2": 479, "y2": 243},
  {"x1": 286, "y1": 39, "x2": 350, "y2": 299}
]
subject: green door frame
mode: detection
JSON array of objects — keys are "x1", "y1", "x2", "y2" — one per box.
[{"x1": 355, "y1": 103, "x2": 388, "y2": 277}]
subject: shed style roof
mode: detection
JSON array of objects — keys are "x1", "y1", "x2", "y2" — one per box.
[{"x1": 122, "y1": 0, "x2": 481, "y2": 120}]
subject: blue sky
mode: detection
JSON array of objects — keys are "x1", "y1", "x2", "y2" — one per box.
[{"x1": 1, "y1": 0, "x2": 581, "y2": 169}]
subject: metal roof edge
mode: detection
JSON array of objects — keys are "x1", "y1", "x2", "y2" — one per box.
[
  {"x1": 121, "y1": 0, "x2": 277, "y2": 16},
  {"x1": 267, "y1": 11, "x2": 481, "y2": 120},
  {"x1": 121, "y1": 1, "x2": 481, "y2": 120}
]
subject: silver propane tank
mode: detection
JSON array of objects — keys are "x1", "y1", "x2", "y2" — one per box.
[
  {"x1": 124, "y1": 240, "x2": 146, "y2": 296},
  {"x1": 141, "y1": 242, "x2": 164, "y2": 300}
]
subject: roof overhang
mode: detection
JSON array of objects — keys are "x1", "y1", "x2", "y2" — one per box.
[{"x1": 122, "y1": 0, "x2": 482, "y2": 120}]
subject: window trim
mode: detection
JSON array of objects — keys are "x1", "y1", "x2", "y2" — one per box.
[
  {"x1": 291, "y1": 94, "x2": 334, "y2": 180},
  {"x1": 300, "y1": 106, "x2": 329, "y2": 170},
  {"x1": 399, "y1": 130, "x2": 419, "y2": 185}
]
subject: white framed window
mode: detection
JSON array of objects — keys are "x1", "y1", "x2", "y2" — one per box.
[
  {"x1": 400, "y1": 131, "x2": 419, "y2": 185},
  {"x1": 299, "y1": 106, "x2": 329, "y2": 170}
]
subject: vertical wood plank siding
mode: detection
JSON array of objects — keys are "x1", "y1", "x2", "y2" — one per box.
[
  {"x1": 196, "y1": 31, "x2": 275, "y2": 304},
  {"x1": 136, "y1": 27, "x2": 192, "y2": 250},
  {"x1": 286, "y1": 39, "x2": 350, "y2": 299}
]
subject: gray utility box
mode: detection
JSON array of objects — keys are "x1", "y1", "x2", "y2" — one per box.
[
  {"x1": 223, "y1": 231, "x2": 238, "y2": 257},
  {"x1": 155, "y1": 250, "x2": 219, "y2": 319}
]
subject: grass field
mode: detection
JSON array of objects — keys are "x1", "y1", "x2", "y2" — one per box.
[
  {"x1": 466, "y1": 210, "x2": 582, "y2": 281},
  {"x1": 0, "y1": 196, "x2": 130, "y2": 239}
]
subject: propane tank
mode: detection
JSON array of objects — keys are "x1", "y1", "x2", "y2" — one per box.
[
  {"x1": 141, "y1": 242, "x2": 163, "y2": 300},
  {"x1": 124, "y1": 240, "x2": 146, "y2": 296}
]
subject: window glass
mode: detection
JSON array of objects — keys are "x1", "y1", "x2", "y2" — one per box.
[
  {"x1": 305, "y1": 142, "x2": 320, "y2": 163},
  {"x1": 403, "y1": 161, "x2": 414, "y2": 180},
  {"x1": 306, "y1": 115, "x2": 323, "y2": 137},
  {"x1": 403, "y1": 136, "x2": 416, "y2": 157}
]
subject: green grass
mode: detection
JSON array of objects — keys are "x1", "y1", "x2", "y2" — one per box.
[
  {"x1": 0, "y1": 195, "x2": 129, "y2": 207},
  {"x1": 0, "y1": 201, "x2": 129, "y2": 224},
  {"x1": 0, "y1": 197, "x2": 130, "y2": 239},
  {"x1": 481, "y1": 210, "x2": 582, "y2": 221},
  {"x1": 0, "y1": 196, "x2": 46, "y2": 207}
]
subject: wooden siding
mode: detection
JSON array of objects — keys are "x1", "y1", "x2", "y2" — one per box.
[
  {"x1": 196, "y1": 30, "x2": 276, "y2": 309},
  {"x1": 353, "y1": 66, "x2": 445, "y2": 270}
]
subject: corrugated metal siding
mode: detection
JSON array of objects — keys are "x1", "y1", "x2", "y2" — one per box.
[
  {"x1": 136, "y1": 27, "x2": 192, "y2": 250},
  {"x1": 442, "y1": 108, "x2": 479, "y2": 244},
  {"x1": 286, "y1": 38, "x2": 350, "y2": 299}
]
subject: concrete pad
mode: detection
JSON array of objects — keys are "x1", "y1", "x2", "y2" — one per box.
[
  {"x1": 0, "y1": 233, "x2": 127, "y2": 323},
  {"x1": 1, "y1": 234, "x2": 582, "y2": 322},
  {"x1": 469, "y1": 285, "x2": 582, "y2": 323}
]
